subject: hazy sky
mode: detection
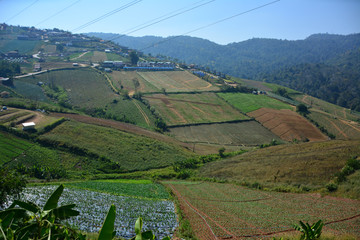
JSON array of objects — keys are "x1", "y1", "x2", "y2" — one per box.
[{"x1": 0, "y1": 0, "x2": 359, "y2": 45}]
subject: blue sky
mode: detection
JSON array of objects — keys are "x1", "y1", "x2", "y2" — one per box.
[{"x1": 0, "y1": 0, "x2": 359, "y2": 44}]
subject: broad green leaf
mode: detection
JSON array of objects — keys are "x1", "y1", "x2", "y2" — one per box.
[
  {"x1": 161, "y1": 237, "x2": 171, "y2": 240},
  {"x1": 98, "y1": 204, "x2": 116, "y2": 240},
  {"x1": 43, "y1": 185, "x2": 64, "y2": 211},
  {"x1": 0, "y1": 211, "x2": 15, "y2": 229},
  {"x1": 135, "y1": 217, "x2": 143, "y2": 236},
  {"x1": 52, "y1": 205, "x2": 79, "y2": 220},
  {"x1": 15, "y1": 223, "x2": 37, "y2": 240},
  {"x1": 12, "y1": 200, "x2": 40, "y2": 214},
  {"x1": 0, "y1": 208, "x2": 26, "y2": 221},
  {"x1": 141, "y1": 230, "x2": 155, "y2": 240}
]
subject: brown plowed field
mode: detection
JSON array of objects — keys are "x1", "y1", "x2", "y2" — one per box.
[{"x1": 248, "y1": 108, "x2": 328, "y2": 142}]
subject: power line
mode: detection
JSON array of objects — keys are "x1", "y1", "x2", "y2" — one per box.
[
  {"x1": 108, "y1": 0, "x2": 215, "y2": 42},
  {"x1": 140, "y1": 0, "x2": 281, "y2": 51},
  {"x1": 71, "y1": 0, "x2": 142, "y2": 33},
  {"x1": 5, "y1": 0, "x2": 40, "y2": 23},
  {"x1": 35, "y1": 0, "x2": 82, "y2": 27}
]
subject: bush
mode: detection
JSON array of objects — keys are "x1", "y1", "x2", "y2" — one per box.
[
  {"x1": 326, "y1": 182, "x2": 338, "y2": 192},
  {"x1": 347, "y1": 158, "x2": 360, "y2": 170},
  {"x1": 177, "y1": 170, "x2": 191, "y2": 179}
]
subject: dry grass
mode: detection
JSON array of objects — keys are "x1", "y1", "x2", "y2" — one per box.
[{"x1": 199, "y1": 140, "x2": 360, "y2": 187}]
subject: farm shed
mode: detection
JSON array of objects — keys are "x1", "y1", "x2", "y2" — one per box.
[{"x1": 22, "y1": 122, "x2": 36, "y2": 130}]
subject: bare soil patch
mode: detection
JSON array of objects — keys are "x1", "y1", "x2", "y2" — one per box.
[{"x1": 248, "y1": 108, "x2": 328, "y2": 142}]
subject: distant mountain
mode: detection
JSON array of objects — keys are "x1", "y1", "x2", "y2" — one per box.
[{"x1": 86, "y1": 32, "x2": 360, "y2": 77}]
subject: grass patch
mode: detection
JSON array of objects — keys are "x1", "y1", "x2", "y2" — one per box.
[
  {"x1": 218, "y1": 92, "x2": 293, "y2": 113},
  {"x1": 199, "y1": 140, "x2": 360, "y2": 188}
]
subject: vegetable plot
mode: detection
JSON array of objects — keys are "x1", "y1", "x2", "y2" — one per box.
[
  {"x1": 12, "y1": 186, "x2": 177, "y2": 239},
  {"x1": 165, "y1": 181, "x2": 360, "y2": 239}
]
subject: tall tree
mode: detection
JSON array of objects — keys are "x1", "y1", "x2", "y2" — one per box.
[{"x1": 130, "y1": 51, "x2": 139, "y2": 65}]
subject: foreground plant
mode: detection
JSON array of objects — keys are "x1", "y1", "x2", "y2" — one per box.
[
  {"x1": 293, "y1": 220, "x2": 324, "y2": 240},
  {"x1": 0, "y1": 185, "x2": 172, "y2": 240},
  {"x1": 0, "y1": 184, "x2": 84, "y2": 239}
]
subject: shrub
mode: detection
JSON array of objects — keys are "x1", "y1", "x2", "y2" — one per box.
[{"x1": 326, "y1": 182, "x2": 338, "y2": 192}]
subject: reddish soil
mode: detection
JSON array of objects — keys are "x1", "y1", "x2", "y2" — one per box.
[{"x1": 248, "y1": 108, "x2": 328, "y2": 142}]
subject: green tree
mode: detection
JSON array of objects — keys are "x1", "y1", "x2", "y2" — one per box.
[
  {"x1": 218, "y1": 147, "x2": 225, "y2": 158},
  {"x1": 296, "y1": 104, "x2": 309, "y2": 115},
  {"x1": 0, "y1": 168, "x2": 27, "y2": 207},
  {"x1": 56, "y1": 44, "x2": 64, "y2": 52},
  {"x1": 130, "y1": 51, "x2": 139, "y2": 65}
]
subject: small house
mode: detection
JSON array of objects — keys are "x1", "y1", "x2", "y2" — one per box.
[
  {"x1": 34, "y1": 63, "x2": 41, "y2": 72},
  {"x1": 22, "y1": 122, "x2": 35, "y2": 130}
]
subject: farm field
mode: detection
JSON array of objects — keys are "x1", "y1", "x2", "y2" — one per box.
[
  {"x1": 0, "y1": 107, "x2": 60, "y2": 130},
  {"x1": 20, "y1": 68, "x2": 115, "y2": 108},
  {"x1": 14, "y1": 185, "x2": 177, "y2": 239},
  {"x1": 138, "y1": 71, "x2": 219, "y2": 92},
  {"x1": 109, "y1": 71, "x2": 158, "y2": 94},
  {"x1": 199, "y1": 140, "x2": 360, "y2": 186},
  {"x1": 12, "y1": 79, "x2": 50, "y2": 102},
  {"x1": 39, "y1": 120, "x2": 194, "y2": 171},
  {"x1": 217, "y1": 92, "x2": 293, "y2": 113},
  {"x1": 105, "y1": 98, "x2": 156, "y2": 129},
  {"x1": 0, "y1": 39, "x2": 41, "y2": 54},
  {"x1": 39, "y1": 61, "x2": 74, "y2": 69},
  {"x1": 0, "y1": 131, "x2": 33, "y2": 165},
  {"x1": 66, "y1": 179, "x2": 170, "y2": 200},
  {"x1": 294, "y1": 94, "x2": 360, "y2": 122},
  {"x1": 169, "y1": 120, "x2": 281, "y2": 146},
  {"x1": 308, "y1": 110, "x2": 360, "y2": 140},
  {"x1": 248, "y1": 108, "x2": 328, "y2": 142},
  {"x1": 91, "y1": 51, "x2": 107, "y2": 62},
  {"x1": 165, "y1": 181, "x2": 360, "y2": 240},
  {"x1": 145, "y1": 93, "x2": 249, "y2": 126}
]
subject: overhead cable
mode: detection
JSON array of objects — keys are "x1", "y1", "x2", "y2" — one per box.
[
  {"x1": 140, "y1": 0, "x2": 281, "y2": 51},
  {"x1": 5, "y1": 0, "x2": 40, "y2": 23},
  {"x1": 108, "y1": 0, "x2": 215, "y2": 42},
  {"x1": 71, "y1": 0, "x2": 143, "y2": 33},
  {"x1": 35, "y1": 0, "x2": 82, "y2": 27}
]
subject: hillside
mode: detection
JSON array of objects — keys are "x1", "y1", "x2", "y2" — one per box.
[
  {"x1": 199, "y1": 140, "x2": 360, "y2": 187},
  {"x1": 265, "y1": 48, "x2": 360, "y2": 111},
  {"x1": 87, "y1": 32, "x2": 360, "y2": 111}
]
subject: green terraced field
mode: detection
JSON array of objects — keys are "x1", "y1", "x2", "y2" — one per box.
[
  {"x1": 39, "y1": 120, "x2": 194, "y2": 171},
  {"x1": 0, "y1": 131, "x2": 33, "y2": 164},
  {"x1": 217, "y1": 92, "x2": 293, "y2": 113},
  {"x1": 66, "y1": 179, "x2": 170, "y2": 200}
]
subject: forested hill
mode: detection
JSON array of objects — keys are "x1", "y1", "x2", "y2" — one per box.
[
  {"x1": 87, "y1": 32, "x2": 360, "y2": 79},
  {"x1": 265, "y1": 48, "x2": 360, "y2": 111}
]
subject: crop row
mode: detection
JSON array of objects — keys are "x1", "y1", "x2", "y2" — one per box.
[
  {"x1": 66, "y1": 180, "x2": 170, "y2": 200},
  {"x1": 166, "y1": 181, "x2": 360, "y2": 239},
  {"x1": 11, "y1": 186, "x2": 178, "y2": 239}
]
